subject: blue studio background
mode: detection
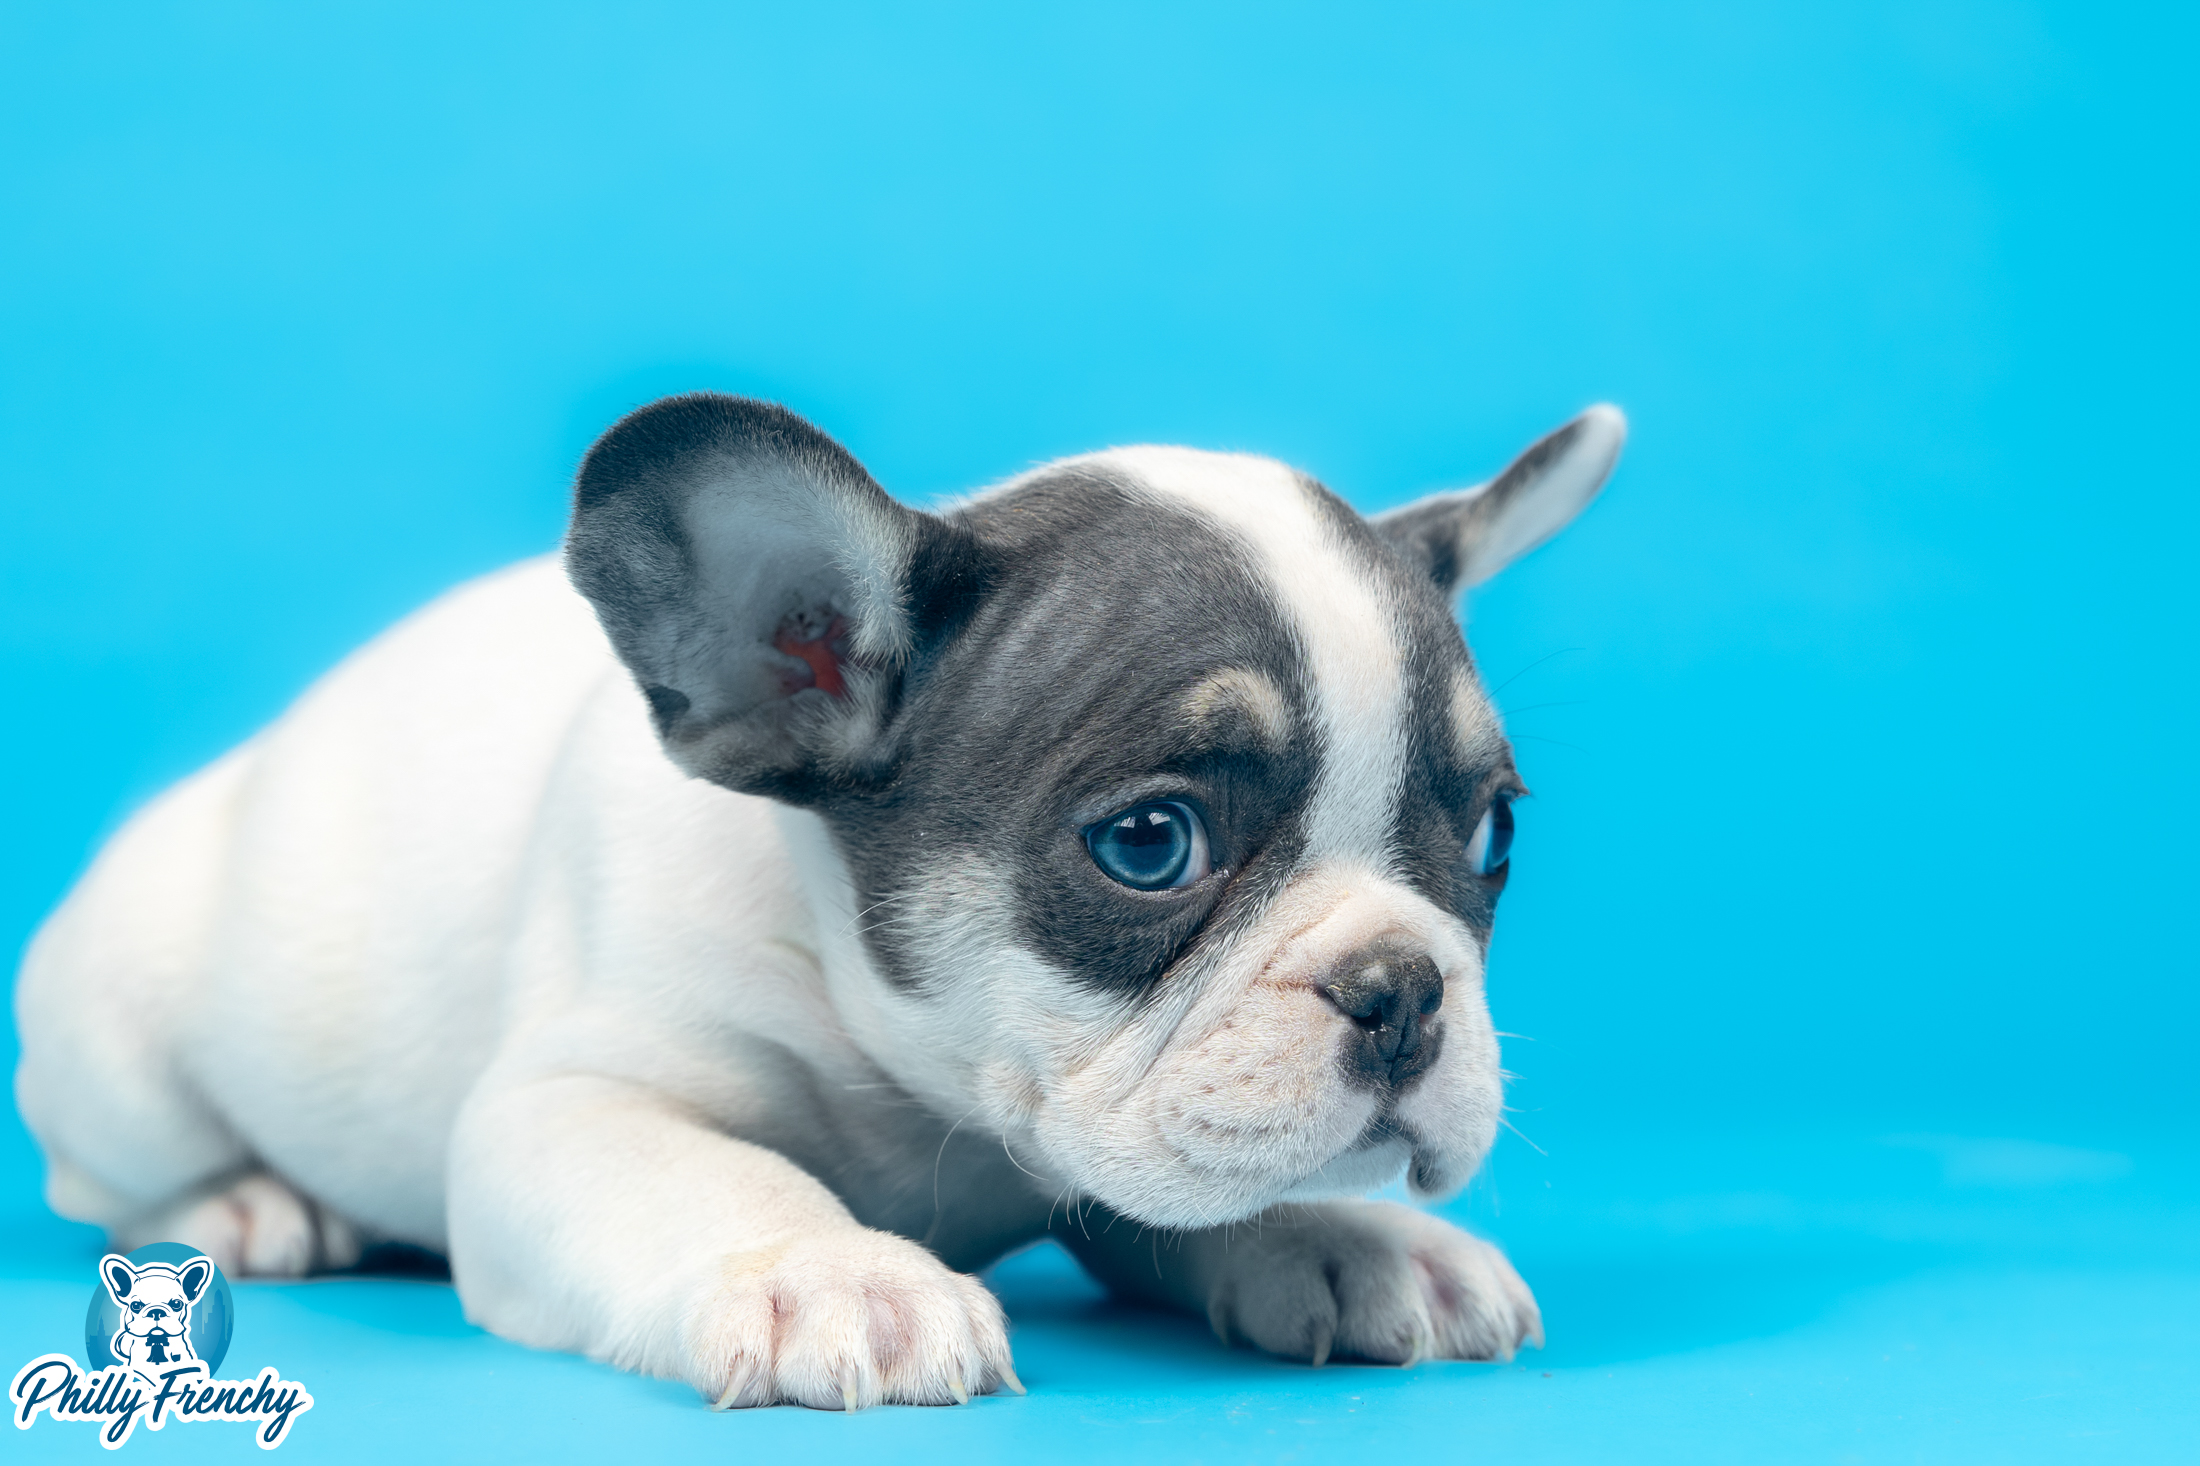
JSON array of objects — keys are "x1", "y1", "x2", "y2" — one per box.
[{"x1": 4, "y1": 2, "x2": 2195, "y2": 1461}]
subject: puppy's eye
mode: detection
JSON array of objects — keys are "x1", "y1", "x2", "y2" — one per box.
[
  {"x1": 129, "y1": 1301, "x2": 143, "y2": 1313},
  {"x1": 1465, "y1": 796, "x2": 1515, "y2": 877},
  {"x1": 1086, "y1": 801, "x2": 1210, "y2": 891}
]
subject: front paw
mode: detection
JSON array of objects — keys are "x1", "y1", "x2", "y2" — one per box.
[
  {"x1": 689, "y1": 1229, "x2": 1020, "y2": 1409},
  {"x1": 1203, "y1": 1201, "x2": 1541, "y2": 1365}
]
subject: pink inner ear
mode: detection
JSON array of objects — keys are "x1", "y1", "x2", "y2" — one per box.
[{"x1": 772, "y1": 616, "x2": 848, "y2": 698}]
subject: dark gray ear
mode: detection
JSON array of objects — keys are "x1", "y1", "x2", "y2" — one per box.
[
  {"x1": 1372, "y1": 404, "x2": 1625, "y2": 597},
  {"x1": 565, "y1": 393, "x2": 991, "y2": 800}
]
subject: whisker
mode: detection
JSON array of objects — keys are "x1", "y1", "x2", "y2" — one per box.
[
  {"x1": 932, "y1": 1105, "x2": 980, "y2": 1221},
  {"x1": 1498, "y1": 1115, "x2": 1548, "y2": 1156},
  {"x1": 999, "y1": 1134, "x2": 1046, "y2": 1184},
  {"x1": 840, "y1": 890, "x2": 921, "y2": 940},
  {"x1": 1489, "y1": 646, "x2": 1583, "y2": 696}
]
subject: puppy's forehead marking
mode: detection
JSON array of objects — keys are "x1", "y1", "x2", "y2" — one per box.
[
  {"x1": 1180, "y1": 667, "x2": 1291, "y2": 751},
  {"x1": 1092, "y1": 446, "x2": 1408, "y2": 870}
]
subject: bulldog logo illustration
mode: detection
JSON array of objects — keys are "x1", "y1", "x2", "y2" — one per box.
[{"x1": 99, "y1": 1256, "x2": 209, "y2": 1388}]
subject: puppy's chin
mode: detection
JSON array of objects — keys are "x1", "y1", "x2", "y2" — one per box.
[
  {"x1": 1067, "y1": 1125, "x2": 1482, "y2": 1228},
  {"x1": 1272, "y1": 1135, "x2": 1414, "y2": 1203}
]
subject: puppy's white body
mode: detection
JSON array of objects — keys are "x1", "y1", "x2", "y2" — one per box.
[
  {"x1": 19, "y1": 402, "x2": 1623, "y2": 1406},
  {"x1": 28, "y1": 556, "x2": 1051, "y2": 1398},
  {"x1": 31, "y1": 558, "x2": 734, "y2": 1233}
]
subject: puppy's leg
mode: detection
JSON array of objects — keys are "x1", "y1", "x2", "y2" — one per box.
[
  {"x1": 1063, "y1": 1199, "x2": 1541, "y2": 1366},
  {"x1": 448, "y1": 1072, "x2": 1018, "y2": 1409},
  {"x1": 115, "y1": 1172, "x2": 363, "y2": 1278}
]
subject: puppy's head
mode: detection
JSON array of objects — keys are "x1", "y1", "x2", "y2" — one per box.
[
  {"x1": 102, "y1": 1255, "x2": 207, "y2": 1338},
  {"x1": 567, "y1": 395, "x2": 1622, "y2": 1228}
]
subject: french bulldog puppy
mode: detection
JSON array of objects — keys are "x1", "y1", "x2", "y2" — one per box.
[
  {"x1": 102, "y1": 1255, "x2": 210, "y2": 1386},
  {"x1": 16, "y1": 394, "x2": 1623, "y2": 1409}
]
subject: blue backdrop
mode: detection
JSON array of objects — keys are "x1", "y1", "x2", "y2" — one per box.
[{"x1": 4, "y1": 3, "x2": 2194, "y2": 1461}]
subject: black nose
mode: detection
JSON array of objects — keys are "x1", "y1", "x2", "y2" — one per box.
[
  {"x1": 1319, "y1": 950, "x2": 1445, "y2": 1084},
  {"x1": 147, "y1": 1308, "x2": 165, "y2": 1320}
]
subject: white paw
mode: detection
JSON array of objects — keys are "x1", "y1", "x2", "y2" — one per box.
[
  {"x1": 120, "y1": 1172, "x2": 361, "y2": 1278},
  {"x1": 1203, "y1": 1201, "x2": 1541, "y2": 1365},
  {"x1": 689, "y1": 1229, "x2": 1020, "y2": 1410}
]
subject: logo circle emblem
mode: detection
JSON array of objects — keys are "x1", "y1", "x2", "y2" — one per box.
[{"x1": 84, "y1": 1242, "x2": 233, "y2": 1374}]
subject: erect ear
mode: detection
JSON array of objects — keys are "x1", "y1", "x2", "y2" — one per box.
[
  {"x1": 102, "y1": 1255, "x2": 136, "y2": 1302},
  {"x1": 565, "y1": 393, "x2": 991, "y2": 800},
  {"x1": 176, "y1": 1258, "x2": 210, "y2": 1302},
  {"x1": 1372, "y1": 404, "x2": 1625, "y2": 597}
]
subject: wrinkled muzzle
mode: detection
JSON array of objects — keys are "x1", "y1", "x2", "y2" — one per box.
[{"x1": 1023, "y1": 863, "x2": 1504, "y2": 1229}]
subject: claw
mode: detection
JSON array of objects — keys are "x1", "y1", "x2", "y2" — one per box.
[
  {"x1": 841, "y1": 1380, "x2": 860, "y2": 1414},
  {"x1": 997, "y1": 1360, "x2": 1028, "y2": 1396},
  {"x1": 1310, "y1": 1324, "x2": 1333, "y2": 1370},
  {"x1": 948, "y1": 1373, "x2": 969, "y2": 1405},
  {"x1": 712, "y1": 1360, "x2": 762, "y2": 1410},
  {"x1": 1402, "y1": 1327, "x2": 1429, "y2": 1369}
]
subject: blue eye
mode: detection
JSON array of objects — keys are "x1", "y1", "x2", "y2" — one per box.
[
  {"x1": 1086, "y1": 801, "x2": 1211, "y2": 890},
  {"x1": 1465, "y1": 797, "x2": 1515, "y2": 876}
]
